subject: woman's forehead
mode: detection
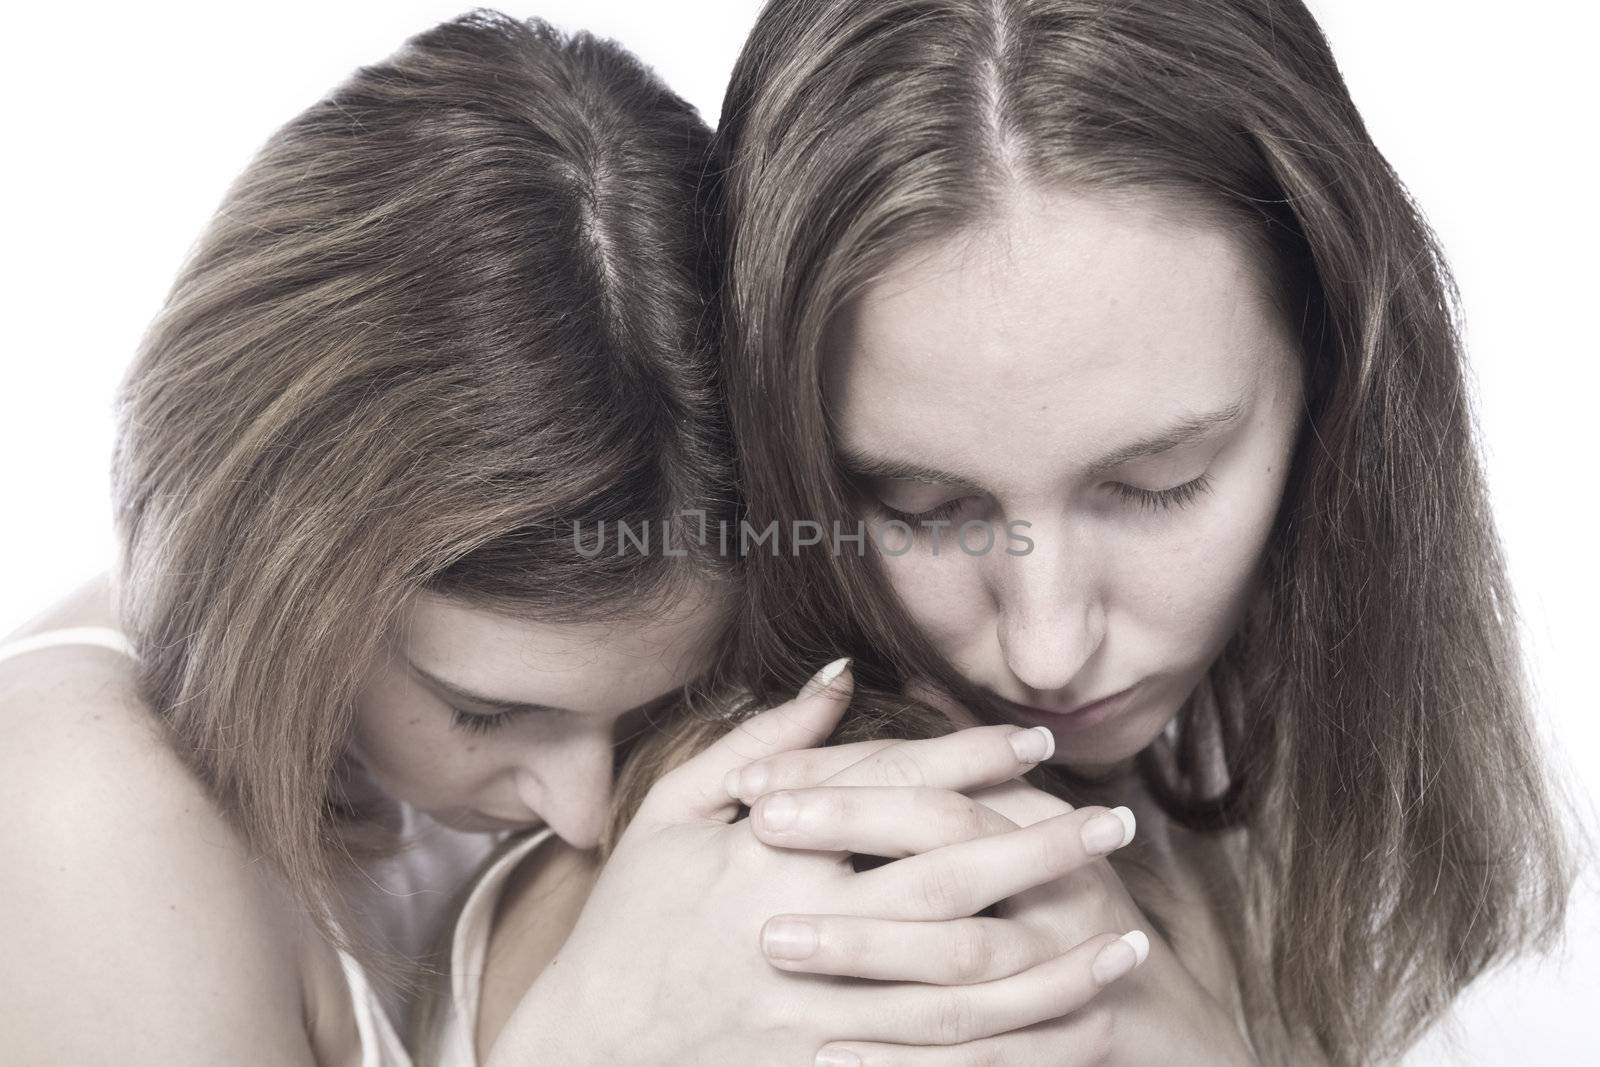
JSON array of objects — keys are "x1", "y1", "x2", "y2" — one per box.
[{"x1": 398, "y1": 582, "x2": 726, "y2": 709}]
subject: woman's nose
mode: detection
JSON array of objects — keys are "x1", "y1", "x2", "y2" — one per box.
[
  {"x1": 990, "y1": 517, "x2": 1105, "y2": 695},
  {"x1": 516, "y1": 733, "x2": 615, "y2": 850}
]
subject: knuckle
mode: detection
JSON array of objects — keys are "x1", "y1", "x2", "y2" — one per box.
[
  {"x1": 772, "y1": 752, "x2": 827, "y2": 791},
  {"x1": 930, "y1": 988, "x2": 977, "y2": 1045},
  {"x1": 917, "y1": 861, "x2": 972, "y2": 916},
  {"x1": 870, "y1": 747, "x2": 930, "y2": 788},
  {"x1": 935, "y1": 793, "x2": 988, "y2": 844},
  {"x1": 1026, "y1": 821, "x2": 1069, "y2": 878},
  {"x1": 947, "y1": 922, "x2": 994, "y2": 983}
]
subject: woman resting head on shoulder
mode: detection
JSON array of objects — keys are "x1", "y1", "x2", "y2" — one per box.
[
  {"x1": 1, "y1": 11, "x2": 733, "y2": 1064},
  {"x1": 5, "y1": 11, "x2": 1127, "y2": 1066},
  {"x1": 472, "y1": 0, "x2": 1575, "y2": 1064}
]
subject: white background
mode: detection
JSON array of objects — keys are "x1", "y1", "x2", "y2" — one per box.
[{"x1": 2, "y1": 2, "x2": 1594, "y2": 1060}]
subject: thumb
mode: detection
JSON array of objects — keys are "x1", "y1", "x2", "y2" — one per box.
[{"x1": 640, "y1": 657, "x2": 853, "y2": 824}]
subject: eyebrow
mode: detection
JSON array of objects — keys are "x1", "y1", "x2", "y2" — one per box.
[
  {"x1": 410, "y1": 661, "x2": 566, "y2": 716},
  {"x1": 837, "y1": 395, "x2": 1247, "y2": 489}
]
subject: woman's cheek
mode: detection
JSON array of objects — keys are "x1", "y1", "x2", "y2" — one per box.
[
  {"x1": 1107, "y1": 489, "x2": 1258, "y2": 654},
  {"x1": 877, "y1": 541, "x2": 991, "y2": 658}
]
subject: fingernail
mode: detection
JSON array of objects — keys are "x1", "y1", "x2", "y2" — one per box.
[
  {"x1": 798, "y1": 657, "x2": 851, "y2": 700},
  {"x1": 1007, "y1": 725, "x2": 1055, "y2": 763},
  {"x1": 758, "y1": 791, "x2": 798, "y2": 831},
  {"x1": 724, "y1": 763, "x2": 767, "y2": 801},
  {"x1": 1091, "y1": 929, "x2": 1149, "y2": 986},
  {"x1": 815, "y1": 1051, "x2": 861, "y2": 1067},
  {"x1": 1079, "y1": 806, "x2": 1137, "y2": 855},
  {"x1": 1121, "y1": 928, "x2": 1150, "y2": 965},
  {"x1": 737, "y1": 762, "x2": 768, "y2": 799},
  {"x1": 762, "y1": 918, "x2": 817, "y2": 961}
]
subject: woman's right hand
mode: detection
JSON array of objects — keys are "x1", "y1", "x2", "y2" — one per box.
[{"x1": 485, "y1": 661, "x2": 1146, "y2": 1067}]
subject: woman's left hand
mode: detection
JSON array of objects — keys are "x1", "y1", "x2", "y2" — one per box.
[
  {"x1": 737, "y1": 743, "x2": 1258, "y2": 1066},
  {"x1": 959, "y1": 781, "x2": 1256, "y2": 1066}
]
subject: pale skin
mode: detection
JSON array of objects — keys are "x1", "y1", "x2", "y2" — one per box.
[
  {"x1": 0, "y1": 577, "x2": 1114, "y2": 1063},
  {"x1": 0, "y1": 576, "x2": 718, "y2": 1063},
  {"x1": 478, "y1": 187, "x2": 1300, "y2": 1064},
  {"x1": 0, "y1": 187, "x2": 1293, "y2": 1064},
  {"x1": 480, "y1": 670, "x2": 1150, "y2": 1066}
]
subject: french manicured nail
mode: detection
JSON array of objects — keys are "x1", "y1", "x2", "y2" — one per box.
[
  {"x1": 762, "y1": 918, "x2": 818, "y2": 961},
  {"x1": 1008, "y1": 725, "x2": 1055, "y2": 763},
  {"x1": 798, "y1": 656, "x2": 851, "y2": 700},
  {"x1": 1091, "y1": 929, "x2": 1149, "y2": 986},
  {"x1": 758, "y1": 791, "x2": 798, "y2": 832},
  {"x1": 815, "y1": 1051, "x2": 861, "y2": 1067},
  {"x1": 1080, "y1": 805, "x2": 1137, "y2": 854}
]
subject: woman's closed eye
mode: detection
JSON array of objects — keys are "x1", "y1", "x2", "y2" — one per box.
[
  {"x1": 1109, "y1": 472, "x2": 1214, "y2": 512},
  {"x1": 448, "y1": 704, "x2": 533, "y2": 734},
  {"x1": 871, "y1": 473, "x2": 1215, "y2": 525},
  {"x1": 871, "y1": 495, "x2": 973, "y2": 525}
]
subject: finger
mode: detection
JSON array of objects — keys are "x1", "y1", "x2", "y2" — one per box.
[
  {"x1": 723, "y1": 738, "x2": 902, "y2": 802},
  {"x1": 749, "y1": 787, "x2": 1018, "y2": 857},
  {"x1": 730, "y1": 724, "x2": 1054, "y2": 804},
  {"x1": 849, "y1": 806, "x2": 1137, "y2": 920},
  {"x1": 823, "y1": 726, "x2": 1054, "y2": 791},
  {"x1": 760, "y1": 914, "x2": 1055, "y2": 984},
  {"x1": 828, "y1": 929, "x2": 1150, "y2": 1050},
  {"x1": 639, "y1": 658, "x2": 853, "y2": 824},
  {"x1": 812, "y1": 1009, "x2": 1110, "y2": 1067},
  {"x1": 967, "y1": 781, "x2": 1076, "y2": 827}
]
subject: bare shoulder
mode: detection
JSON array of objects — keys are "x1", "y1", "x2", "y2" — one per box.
[
  {"x1": 0, "y1": 587, "x2": 318, "y2": 1064},
  {"x1": 476, "y1": 836, "x2": 601, "y2": 1059}
]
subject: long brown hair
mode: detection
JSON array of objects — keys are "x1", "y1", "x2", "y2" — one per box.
[
  {"x1": 111, "y1": 9, "x2": 732, "y2": 967},
  {"x1": 699, "y1": 0, "x2": 1573, "y2": 1061}
]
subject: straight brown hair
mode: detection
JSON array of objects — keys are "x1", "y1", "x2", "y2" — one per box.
[
  {"x1": 695, "y1": 0, "x2": 1574, "y2": 1061},
  {"x1": 111, "y1": 9, "x2": 732, "y2": 977}
]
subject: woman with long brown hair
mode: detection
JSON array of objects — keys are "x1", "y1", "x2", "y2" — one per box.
[
  {"x1": 0, "y1": 10, "x2": 1157, "y2": 1065},
  {"x1": 709, "y1": 0, "x2": 1577, "y2": 1061},
  {"x1": 471, "y1": 0, "x2": 1574, "y2": 1063}
]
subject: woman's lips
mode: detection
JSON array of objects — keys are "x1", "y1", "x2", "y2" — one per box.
[{"x1": 994, "y1": 681, "x2": 1144, "y2": 731}]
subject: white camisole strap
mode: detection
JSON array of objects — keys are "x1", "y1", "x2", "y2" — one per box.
[
  {"x1": 0, "y1": 625, "x2": 138, "y2": 666},
  {"x1": 335, "y1": 948, "x2": 413, "y2": 1067},
  {"x1": 437, "y1": 828, "x2": 557, "y2": 1067}
]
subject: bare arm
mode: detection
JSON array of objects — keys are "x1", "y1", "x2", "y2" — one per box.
[{"x1": 0, "y1": 647, "x2": 324, "y2": 1065}]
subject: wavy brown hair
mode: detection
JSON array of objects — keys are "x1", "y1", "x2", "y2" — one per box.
[
  {"x1": 696, "y1": 0, "x2": 1574, "y2": 1062},
  {"x1": 111, "y1": 9, "x2": 733, "y2": 972}
]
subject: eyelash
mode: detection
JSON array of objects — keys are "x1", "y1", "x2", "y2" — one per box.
[
  {"x1": 1110, "y1": 473, "x2": 1215, "y2": 512},
  {"x1": 449, "y1": 706, "x2": 526, "y2": 734},
  {"x1": 873, "y1": 497, "x2": 968, "y2": 527},
  {"x1": 873, "y1": 473, "x2": 1214, "y2": 524}
]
